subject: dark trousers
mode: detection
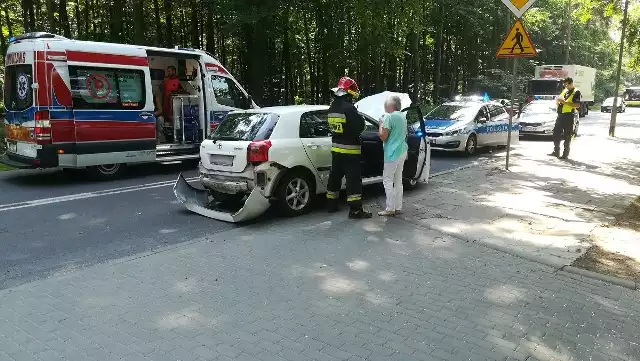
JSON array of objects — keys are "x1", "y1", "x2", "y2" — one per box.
[
  {"x1": 552, "y1": 113, "x2": 574, "y2": 155},
  {"x1": 326, "y1": 152, "x2": 363, "y2": 211}
]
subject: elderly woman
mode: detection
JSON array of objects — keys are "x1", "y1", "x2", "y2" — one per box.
[{"x1": 378, "y1": 95, "x2": 408, "y2": 217}]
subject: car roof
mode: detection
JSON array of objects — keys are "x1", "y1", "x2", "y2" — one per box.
[{"x1": 230, "y1": 105, "x2": 329, "y2": 116}]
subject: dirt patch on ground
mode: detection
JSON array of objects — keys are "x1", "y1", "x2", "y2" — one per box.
[
  {"x1": 613, "y1": 196, "x2": 640, "y2": 232},
  {"x1": 572, "y1": 245, "x2": 640, "y2": 282},
  {"x1": 571, "y1": 196, "x2": 640, "y2": 282}
]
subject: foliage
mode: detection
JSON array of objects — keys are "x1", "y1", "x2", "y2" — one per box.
[{"x1": 0, "y1": 0, "x2": 635, "y2": 106}]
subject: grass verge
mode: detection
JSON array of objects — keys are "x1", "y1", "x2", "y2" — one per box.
[
  {"x1": 571, "y1": 196, "x2": 640, "y2": 282},
  {"x1": 0, "y1": 162, "x2": 14, "y2": 172}
]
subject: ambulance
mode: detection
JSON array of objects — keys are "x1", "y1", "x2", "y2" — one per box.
[{"x1": 2, "y1": 32, "x2": 256, "y2": 178}]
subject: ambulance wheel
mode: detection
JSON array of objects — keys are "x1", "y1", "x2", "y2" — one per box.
[
  {"x1": 276, "y1": 170, "x2": 315, "y2": 217},
  {"x1": 88, "y1": 163, "x2": 126, "y2": 180},
  {"x1": 464, "y1": 134, "x2": 477, "y2": 156}
]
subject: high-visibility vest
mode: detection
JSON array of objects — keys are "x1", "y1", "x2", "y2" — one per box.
[{"x1": 560, "y1": 88, "x2": 578, "y2": 113}]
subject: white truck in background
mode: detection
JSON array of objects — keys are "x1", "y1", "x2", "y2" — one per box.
[{"x1": 526, "y1": 65, "x2": 596, "y2": 117}]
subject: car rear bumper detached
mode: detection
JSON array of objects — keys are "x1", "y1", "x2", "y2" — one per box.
[{"x1": 174, "y1": 173, "x2": 271, "y2": 223}]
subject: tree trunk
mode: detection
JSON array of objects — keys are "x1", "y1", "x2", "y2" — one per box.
[
  {"x1": 432, "y1": 12, "x2": 444, "y2": 101},
  {"x1": 190, "y1": 0, "x2": 199, "y2": 48},
  {"x1": 153, "y1": 0, "x2": 163, "y2": 46},
  {"x1": 110, "y1": 0, "x2": 123, "y2": 41},
  {"x1": 303, "y1": 10, "x2": 315, "y2": 103},
  {"x1": 0, "y1": 11, "x2": 6, "y2": 56},
  {"x1": 164, "y1": 0, "x2": 174, "y2": 47},
  {"x1": 5, "y1": 8, "x2": 14, "y2": 37},
  {"x1": 74, "y1": 0, "x2": 82, "y2": 39},
  {"x1": 19, "y1": 0, "x2": 33, "y2": 32},
  {"x1": 58, "y1": 0, "x2": 71, "y2": 38},
  {"x1": 46, "y1": 0, "x2": 56, "y2": 33},
  {"x1": 205, "y1": 1, "x2": 215, "y2": 54},
  {"x1": 133, "y1": 0, "x2": 145, "y2": 44},
  {"x1": 411, "y1": 30, "x2": 420, "y2": 101}
]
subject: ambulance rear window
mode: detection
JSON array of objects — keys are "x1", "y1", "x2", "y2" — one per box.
[{"x1": 4, "y1": 65, "x2": 33, "y2": 111}]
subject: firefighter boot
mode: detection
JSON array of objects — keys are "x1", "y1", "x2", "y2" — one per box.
[
  {"x1": 327, "y1": 198, "x2": 340, "y2": 213},
  {"x1": 348, "y1": 207, "x2": 373, "y2": 219}
]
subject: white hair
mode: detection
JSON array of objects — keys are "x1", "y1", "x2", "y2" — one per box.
[{"x1": 385, "y1": 95, "x2": 402, "y2": 111}]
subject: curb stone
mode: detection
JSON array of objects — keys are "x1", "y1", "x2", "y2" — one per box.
[{"x1": 397, "y1": 215, "x2": 639, "y2": 291}]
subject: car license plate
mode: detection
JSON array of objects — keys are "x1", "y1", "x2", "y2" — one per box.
[
  {"x1": 522, "y1": 126, "x2": 534, "y2": 131},
  {"x1": 7, "y1": 141, "x2": 17, "y2": 153},
  {"x1": 209, "y1": 154, "x2": 234, "y2": 166}
]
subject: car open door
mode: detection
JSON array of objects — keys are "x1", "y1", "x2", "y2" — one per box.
[{"x1": 402, "y1": 106, "x2": 430, "y2": 184}]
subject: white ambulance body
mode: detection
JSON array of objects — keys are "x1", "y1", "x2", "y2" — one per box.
[{"x1": 2, "y1": 32, "x2": 256, "y2": 178}]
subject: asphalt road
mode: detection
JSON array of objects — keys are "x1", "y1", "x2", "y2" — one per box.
[{"x1": 0, "y1": 109, "x2": 623, "y2": 289}]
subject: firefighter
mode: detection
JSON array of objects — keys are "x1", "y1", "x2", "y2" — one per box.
[
  {"x1": 550, "y1": 77, "x2": 581, "y2": 159},
  {"x1": 326, "y1": 77, "x2": 372, "y2": 219}
]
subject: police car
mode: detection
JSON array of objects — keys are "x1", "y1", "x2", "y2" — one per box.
[
  {"x1": 519, "y1": 99, "x2": 579, "y2": 138},
  {"x1": 418, "y1": 100, "x2": 518, "y2": 155}
]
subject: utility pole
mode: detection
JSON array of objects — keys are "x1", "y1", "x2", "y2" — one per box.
[{"x1": 609, "y1": 0, "x2": 630, "y2": 137}]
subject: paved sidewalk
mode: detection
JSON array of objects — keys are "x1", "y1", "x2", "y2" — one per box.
[
  {"x1": 396, "y1": 124, "x2": 640, "y2": 279},
  {"x1": 1, "y1": 212, "x2": 639, "y2": 361}
]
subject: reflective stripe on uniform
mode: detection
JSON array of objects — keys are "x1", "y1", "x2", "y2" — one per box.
[
  {"x1": 331, "y1": 147, "x2": 361, "y2": 154},
  {"x1": 328, "y1": 113, "x2": 346, "y2": 134},
  {"x1": 332, "y1": 143, "x2": 360, "y2": 150},
  {"x1": 346, "y1": 194, "x2": 362, "y2": 202},
  {"x1": 326, "y1": 191, "x2": 339, "y2": 199},
  {"x1": 328, "y1": 113, "x2": 347, "y2": 122}
]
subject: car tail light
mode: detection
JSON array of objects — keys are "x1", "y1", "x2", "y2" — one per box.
[
  {"x1": 247, "y1": 140, "x2": 271, "y2": 163},
  {"x1": 34, "y1": 110, "x2": 51, "y2": 144}
]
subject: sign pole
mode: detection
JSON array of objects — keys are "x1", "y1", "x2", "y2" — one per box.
[{"x1": 506, "y1": 57, "x2": 518, "y2": 170}]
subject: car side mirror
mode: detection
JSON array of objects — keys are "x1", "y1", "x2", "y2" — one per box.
[{"x1": 477, "y1": 117, "x2": 488, "y2": 123}]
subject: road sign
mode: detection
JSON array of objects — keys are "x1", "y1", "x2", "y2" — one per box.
[
  {"x1": 496, "y1": 19, "x2": 537, "y2": 58},
  {"x1": 501, "y1": 0, "x2": 537, "y2": 18}
]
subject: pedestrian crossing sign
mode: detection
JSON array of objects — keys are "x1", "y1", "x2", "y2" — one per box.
[
  {"x1": 501, "y1": 0, "x2": 537, "y2": 18},
  {"x1": 496, "y1": 19, "x2": 537, "y2": 58}
]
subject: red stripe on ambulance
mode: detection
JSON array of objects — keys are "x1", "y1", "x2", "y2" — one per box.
[
  {"x1": 74, "y1": 121, "x2": 155, "y2": 142},
  {"x1": 67, "y1": 51, "x2": 148, "y2": 66}
]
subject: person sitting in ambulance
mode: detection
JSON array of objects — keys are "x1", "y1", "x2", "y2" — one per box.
[{"x1": 153, "y1": 86, "x2": 167, "y2": 144}]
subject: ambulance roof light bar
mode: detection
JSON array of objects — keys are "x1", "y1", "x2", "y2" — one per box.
[{"x1": 8, "y1": 32, "x2": 68, "y2": 44}]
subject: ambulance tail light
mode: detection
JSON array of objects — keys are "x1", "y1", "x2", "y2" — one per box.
[
  {"x1": 247, "y1": 140, "x2": 271, "y2": 164},
  {"x1": 34, "y1": 110, "x2": 52, "y2": 144}
]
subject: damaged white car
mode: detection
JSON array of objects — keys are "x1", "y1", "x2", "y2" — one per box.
[{"x1": 174, "y1": 93, "x2": 430, "y2": 222}]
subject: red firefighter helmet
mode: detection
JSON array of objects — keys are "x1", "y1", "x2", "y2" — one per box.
[{"x1": 331, "y1": 76, "x2": 360, "y2": 98}]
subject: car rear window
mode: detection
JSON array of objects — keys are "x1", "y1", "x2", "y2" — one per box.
[
  {"x1": 4, "y1": 65, "x2": 34, "y2": 111},
  {"x1": 209, "y1": 112, "x2": 278, "y2": 141}
]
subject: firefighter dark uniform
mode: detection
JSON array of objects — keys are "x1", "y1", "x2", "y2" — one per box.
[
  {"x1": 326, "y1": 77, "x2": 372, "y2": 219},
  {"x1": 551, "y1": 84, "x2": 581, "y2": 159}
]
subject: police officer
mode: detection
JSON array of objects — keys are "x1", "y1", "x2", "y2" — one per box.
[
  {"x1": 326, "y1": 77, "x2": 372, "y2": 219},
  {"x1": 550, "y1": 77, "x2": 581, "y2": 159}
]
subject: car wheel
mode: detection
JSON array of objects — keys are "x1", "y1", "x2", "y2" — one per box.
[
  {"x1": 464, "y1": 134, "x2": 477, "y2": 156},
  {"x1": 87, "y1": 163, "x2": 126, "y2": 180},
  {"x1": 276, "y1": 170, "x2": 315, "y2": 217}
]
